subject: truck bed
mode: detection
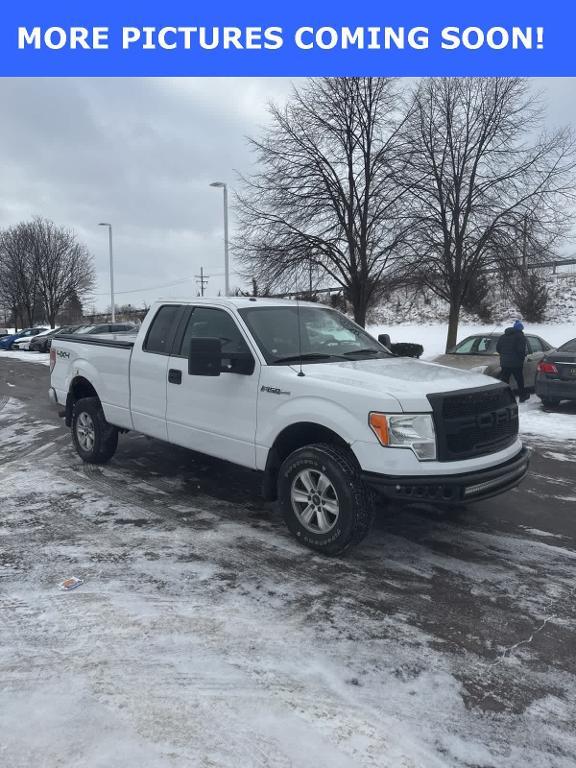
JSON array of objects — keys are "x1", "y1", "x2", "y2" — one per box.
[
  {"x1": 56, "y1": 332, "x2": 137, "y2": 349},
  {"x1": 52, "y1": 332, "x2": 137, "y2": 430}
]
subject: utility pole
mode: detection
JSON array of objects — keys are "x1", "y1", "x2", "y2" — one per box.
[
  {"x1": 195, "y1": 266, "x2": 209, "y2": 297},
  {"x1": 209, "y1": 181, "x2": 230, "y2": 296},
  {"x1": 98, "y1": 222, "x2": 115, "y2": 322}
]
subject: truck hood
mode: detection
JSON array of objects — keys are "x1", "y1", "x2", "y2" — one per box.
[{"x1": 297, "y1": 357, "x2": 499, "y2": 411}]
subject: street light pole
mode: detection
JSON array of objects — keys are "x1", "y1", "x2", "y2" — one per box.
[
  {"x1": 98, "y1": 222, "x2": 115, "y2": 322},
  {"x1": 210, "y1": 182, "x2": 230, "y2": 296}
]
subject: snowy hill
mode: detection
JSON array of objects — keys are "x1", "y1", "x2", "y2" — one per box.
[
  {"x1": 366, "y1": 274, "x2": 576, "y2": 358},
  {"x1": 370, "y1": 274, "x2": 576, "y2": 326}
]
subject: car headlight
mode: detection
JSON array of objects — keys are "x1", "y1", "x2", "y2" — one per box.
[
  {"x1": 369, "y1": 413, "x2": 436, "y2": 461},
  {"x1": 470, "y1": 365, "x2": 489, "y2": 374}
]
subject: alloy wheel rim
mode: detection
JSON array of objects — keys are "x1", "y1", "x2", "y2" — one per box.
[
  {"x1": 76, "y1": 412, "x2": 95, "y2": 452},
  {"x1": 291, "y1": 468, "x2": 340, "y2": 534}
]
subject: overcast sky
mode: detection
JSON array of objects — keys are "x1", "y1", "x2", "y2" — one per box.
[{"x1": 0, "y1": 77, "x2": 574, "y2": 311}]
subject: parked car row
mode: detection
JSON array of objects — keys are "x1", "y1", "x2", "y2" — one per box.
[
  {"x1": 433, "y1": 332, "x2": 576, "y2": 407},
  {"x1": 0, "y1": 323, "x2": 137, "y2": 351},
  {"x1": 0, "y1": 326, "x2": 49, "y2": 350}
]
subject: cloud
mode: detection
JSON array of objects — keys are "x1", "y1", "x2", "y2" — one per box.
[
  {"x1": 0, "y1": 77, "x2": 294, "y2": 306},
  {"x1": 0, "y1": 77, "x2": 573, "y2": 308}
]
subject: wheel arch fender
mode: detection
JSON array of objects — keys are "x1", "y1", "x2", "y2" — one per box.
[
  {"x1": 260, "y1": 402, "x2": 361, "y2": 500},
  {"x1": 65, "y1": 365, "x2": 101, "y2": 426}
]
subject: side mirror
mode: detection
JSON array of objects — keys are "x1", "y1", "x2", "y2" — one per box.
[
  {"x1": 378, "y1": 333, "x2": 392, "y2": 348},
  {"x1": 188, "y1": 337, "x2": 222, "y2": 377}
]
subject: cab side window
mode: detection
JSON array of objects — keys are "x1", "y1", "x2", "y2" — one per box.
[
  {"x1": 178, "y1": 307, "x2": 250, "y2": 357},
  {"x1": 144, "y1": 305, "x2": 182, "y2": 354}
]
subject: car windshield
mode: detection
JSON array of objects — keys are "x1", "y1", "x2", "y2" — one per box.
[
  {"x1": 558, "y1": 338, "x2": 576, "y2": 353},
  {"x1": 452, "y1": 336, "x2": 499, "y2": 355},
  {"x1": 238, "y1": 305, "x2": 389, "y2": 364}
]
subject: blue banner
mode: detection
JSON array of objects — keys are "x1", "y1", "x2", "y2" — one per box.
[{"x1": 0, "y1": 0, "x2": 572, "y2": 76}]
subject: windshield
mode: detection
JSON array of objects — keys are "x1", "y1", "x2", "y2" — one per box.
[
  {"x1": 238, "y1": 305, "x2": 389, "y2": 365},
  {"x1": 453, "y1": 335, "x2": 499, "y2": 355}
]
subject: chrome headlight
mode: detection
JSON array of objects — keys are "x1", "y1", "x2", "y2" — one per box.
[{"x1": 369, "y1": 413, "x2": 437, "y2": 461}]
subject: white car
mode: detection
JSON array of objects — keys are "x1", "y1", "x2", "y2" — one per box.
[
  {"x1": 12, "y1": 328, "x2": 52, "y2": 350},
  {"x1": 49, "y1": 298, "x2": 529, "y2": 555}
]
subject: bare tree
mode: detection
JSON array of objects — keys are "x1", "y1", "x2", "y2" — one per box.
[
  {"x1": 0, "y1": 224, "x2": 41, "y2": 328},
  {"x1": 30, "y1": 218, "x2": 95, "y2": 328},
  {"x1": 402, "y1": 78, "x2": 576, "y2": 350},
  {"x1": 236, "y1": 78, "x2": 411, "y2": 326},
  {"x1": 0, "y1": 218, "x2": 95, "y2": 329}
]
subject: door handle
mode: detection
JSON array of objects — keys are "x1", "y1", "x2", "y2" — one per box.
[{"x1": 168, "y1": 368, "x2": 182, "y2": 385}]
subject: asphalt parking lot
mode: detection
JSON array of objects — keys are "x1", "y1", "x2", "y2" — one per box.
[{"x1": 1, "y1": 358, "x2": 576, "y2": 767}]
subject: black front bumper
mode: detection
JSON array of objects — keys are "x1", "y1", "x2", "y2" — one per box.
[{"x1": 362, "y1": 447, "x2": 530, "y2": 505}]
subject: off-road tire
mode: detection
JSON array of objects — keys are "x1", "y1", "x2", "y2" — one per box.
[
  {"x1": 278, "y1": 443, "x2": 374, "y2": 556},
  {"x1": 72, "y1": 396, "x2": 118, "y2": 464}
]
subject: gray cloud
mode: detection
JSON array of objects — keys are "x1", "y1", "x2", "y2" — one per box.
[{"x1": 0, "y1": 77, "x2": 573, "y2": 309}]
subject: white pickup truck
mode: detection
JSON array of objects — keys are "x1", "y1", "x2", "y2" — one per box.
[{"x1": 50, "y1": 298, "x2": 529, "y2": 555}]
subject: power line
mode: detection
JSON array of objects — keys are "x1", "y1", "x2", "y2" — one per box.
[{"x1": 91, "y1": 270, "x2": 231, "y2": 297}]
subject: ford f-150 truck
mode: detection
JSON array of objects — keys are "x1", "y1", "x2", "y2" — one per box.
[{"x1": 49, "y1": 298, "x2": 529, "y2": 555}]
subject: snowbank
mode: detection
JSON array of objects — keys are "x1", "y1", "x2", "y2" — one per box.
[
  {"x1": 519, "y1": 399, "x2": 576, "y2": 442},
  {"x1": 0, "y1": 350, "x2": 50, "y2": 365}
]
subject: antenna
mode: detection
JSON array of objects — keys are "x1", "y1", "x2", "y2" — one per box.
[{"x1": 296, "y1": 292, "x2": 305, "y2": 377}]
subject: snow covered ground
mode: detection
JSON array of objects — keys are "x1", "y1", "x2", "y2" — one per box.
[
  {"x1": 0, "y1": 349, "x2": 50, "y2": 365},
  {"x1": 1, "y1": 357, "x2": 576, "y2": 767}
]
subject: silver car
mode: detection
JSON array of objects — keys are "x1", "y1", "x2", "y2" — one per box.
[{"x1": 434, "y1": 333, "x2": 554, "y2": 388}]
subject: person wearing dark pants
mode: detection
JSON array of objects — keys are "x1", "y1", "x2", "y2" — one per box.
[{"x1": 497, "y1": 320, "x2": 529, "y2": 402}]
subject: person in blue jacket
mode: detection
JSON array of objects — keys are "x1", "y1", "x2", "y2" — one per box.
[{"x1": 496, "y1": 320, "x2": 529, "y2": 402}]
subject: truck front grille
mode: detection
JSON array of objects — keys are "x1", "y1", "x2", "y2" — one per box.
[{"x1": 427, "y1": 384, "x2": 518, "y2": 462}]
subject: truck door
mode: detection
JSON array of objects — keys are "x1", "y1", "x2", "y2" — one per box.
[
  {"x1": 165, "y1": 306, "x2": 260, "y2": 468},
  {"x1": 130, "y1": 304, "x2": 184, "y2": 440}
]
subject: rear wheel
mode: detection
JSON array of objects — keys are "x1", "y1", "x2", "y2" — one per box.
[
  {"x1": 72, "y1": 397, "x2": 118, "y2": 464},
  {"x1": 278, "y1": 443, "x2": 374, "y2": 556}
]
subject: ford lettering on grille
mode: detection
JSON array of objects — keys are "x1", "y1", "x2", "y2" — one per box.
[{"x1": 428, "y1": 385, "x2": 518, "y2": 462}]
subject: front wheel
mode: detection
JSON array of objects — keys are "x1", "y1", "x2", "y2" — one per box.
[
  {"x1": 72, "y1": 397, "x2": 118, "y2": 464},
  {"x1": 278, "y1": 443, "x2": 374, "y2": 556}
]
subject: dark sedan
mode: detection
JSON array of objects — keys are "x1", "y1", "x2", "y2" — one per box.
[
  {"x1": 29, "y1": 326, "x2": 81, "y2": 353},
  {"x1": 535, "y1": 338, "x2": 576, "y2": 407}
]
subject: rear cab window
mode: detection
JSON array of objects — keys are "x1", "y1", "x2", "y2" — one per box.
[{"x1": 144, "y1": 305, "x2": 183, "y2": 355}]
